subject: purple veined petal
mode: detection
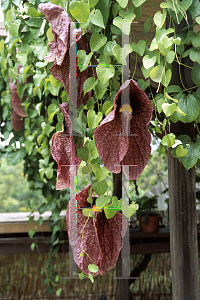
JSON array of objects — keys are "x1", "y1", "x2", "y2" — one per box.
[
  {"x1": 66, "y1": 184, "x2": 102, "y2": 275},
  {"x1": 94, "y1": 111, "x2": 129, "y2": 174},
  {"x1": 94, "y1": 210, "x2": 127, "y2": 275},
  {"x1": 122, "y1": 119, "x2": 152, "y2": 180},
  {"x1": 66, "y1": 184, "x2": 128, "y2": 276},
  {"x1": 95, "y1": 79, "x2": 153, "y2": 179}
]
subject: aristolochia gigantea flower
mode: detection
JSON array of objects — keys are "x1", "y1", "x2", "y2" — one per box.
[
  {"x1": 50, "y1": 102, "x2": 81, "y2": 190},
  {"x1": 66, "y1": 184, "x2": 127, "y2": 276},
  {"x1": 94, "y1": 79, "x2": 153, "y2": 180},
  {"x1": 39, "y1": 3, "x2": 97, "y2": 109}
]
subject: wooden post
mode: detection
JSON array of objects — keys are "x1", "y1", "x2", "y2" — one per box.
[
  {"x1": 167, "y1": 12, "x2": 200, "y2": 300},
  {"x1": 113, "y1": 173, "x2": 132, "y2": 300}
]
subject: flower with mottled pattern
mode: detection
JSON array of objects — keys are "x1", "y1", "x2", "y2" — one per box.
[
  {"x1": 39, "y1": 3, "x2": 97, "y2": 109},
  {"x1": 94, "y1": 79, "x2": 153, "y2": 180},
  {"x1": 66, "y1": 184, "x2": 127, "y2": 276}
]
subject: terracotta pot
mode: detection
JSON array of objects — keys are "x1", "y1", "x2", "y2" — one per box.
[{"x1": 139, "y1": 215, "x2": 161, "y2": 233}]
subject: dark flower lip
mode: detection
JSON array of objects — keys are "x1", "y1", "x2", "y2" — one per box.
[
  {"x1": 94, "y1": 79, "x2": 153, "y2": 180},
  {"x1": 66, "y1": 184, "x2": 127, "y2": 276}
]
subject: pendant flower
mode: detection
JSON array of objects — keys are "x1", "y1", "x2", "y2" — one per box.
[
  {"x1": 50, "y1": 102, "x2": 81, "y2": 190},
  {"x1": 94, "y1": 79, "x2": 153, "y2": 180},
  {"x1": 66, "y1": 184, "x2": 127, "y2": 276},
  {"x1": 39, "y1": 3, "x2": 97, "y2": 109}
]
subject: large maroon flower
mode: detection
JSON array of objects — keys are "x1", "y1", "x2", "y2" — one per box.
[
  {"x1": 94, "y1": 79, "x2": 153, "y2": 180},
  {"x1": 39, "y1": 3, "x2": 97, "y2": 109},
  {"x1": 66, "y1": 184, "x2": 127, "y2": 276},
  {"x1": 50, "y1": 102, "x2": 81, "y2": 190}
]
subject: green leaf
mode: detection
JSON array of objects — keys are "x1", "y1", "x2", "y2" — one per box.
[
  {"x1": 87, "y1": 140, "x2": 98, "y2": 159},
  {"x1": 16, "y1": 52, "x2": 27, "y2": 66},
  {"x1": 38, "y1": 203, "x2": 47, "y2": 214},
  {"x1": 48, "y1": 104, "x2": 59, "y2": 123},
  {"x1": 177, "y1": 93, "x2": 199, "y2": 123},
  {"x1": 176, "y1": 144, "x2": 188, "y2": 157},
  {"x1": 89, "y1": 0, "x2": 99, "y2": 7},
  {"x1": 112, "y1": 44, "x2": 122, "y2": 63},
  {"x1": 7, "y1": 20, "x2": 21, "y2": 37},
  {"x1": 33, "y1": 71, "x2": 46, "y2": 87},
  {"x1": 83, "y1": 77, "x2": 97, "y2": 95},
  {"x1": 189, "y1": 0, "x2": 200, "y2": 19},
  {"x1": 196, "y1": 16, "x2": 200, "y2": 24},
  {"x1": 116, "y1": 0, "x2": 128, "y2": 9},
  {"x1": 90, "y1": 9, "x2": 105, "y2": 28},
  {"x1": 90, "y1": 33, "x2": 107, "y2": 52},
  {"x1": 28, "y1": 229, "x2": 35, "y2": 239},
  {"x1": 104, "y1": 196, "x2": 121, "y2": 219},
  {"x1": 150, "y1": 65, "x2": 165, "y2": 83},
  {"x1": 77, "y1": 147, "x2": 89, "y2": 161},
  {"x1": 49, "y1": 74, "x2": 57, "y2": 88},
  {"x1": 132, "y1": 0, "x2": 146, "y2": 7},
  {"x1": 161, "y1": 133, "x2": 175, "y2": 148},
  {"x1": 189, "y1": 49, "x2": 200, "y2": 64},
  {"x1": 77, "y1": 50, "x2": 93, "y2": 72},
  {"x1": 102, "y1": 101, "x2": 113, "y2": 115},
  {"x1": 144, "y1": 16, "x2": 152, "y2": 33},
  {"x1": 154, "y1": 9, "x2": 166, "y2": 29},
  {"x1": 103, "y1": 40, "x2": 117, "y2": 56},
  {"x1": 96, "y1": 195, "x2": 110, "y2": 207},
  {"x1": 69, "y1": 0, "x2": 90, "y2": 22},
  {"x1": 56, "y1": 288, "x2": 62, "y2": 297},
  {"x1": 121, "y1": 199, "x2": 129, "y2": 218},
  {"x1": 88, "y1": 264, "x2": 99, "y2": 273},
  {"x1": 157, "y1": 98, "x2": 165, "y2": 113},
  {"x1": 141, "y1": 65, "x2": 153, "y2": 79},
  {"x1": 41, "y1": 122, "x2": 54, "y2": 136},
  {"x1": 174, "y1": 135, "x2": 200, "y2": 169},
  {"x1": 166, "y1": 51, "x2": 175, "y2": 64},
  {"x1": 191, "y1": 32, "x2": 200, "y2": 47},
  {"x1": 78, "y1": 272, "x2": 85, "y2": 279},
  {"x1": 92, "y1": 180, "x2": 108, "y2": 195},
  {"x1": 6, "y1": 148, "x2": 27, "y2": 165},
  {"x1": 192, "y1": 63, "x2": 200, "y2": 86},
  {"x1": 143, "y1": 55, "x2": 156, "y2": 69},
  {"x1": 161, "y1": 69, "x2": 172, "y2": 87},
  {"x1": 130, "y1": 40, "x2": 146, "y2": 56},
  {"x1": 30, "y1": 242, "x2": 36, "y2": 251},
  {"x1": 96, "y1": 63, "x2": 115, "y2": 85},
  {"x1": 166, "y1": 85, "x2": 182, "y2": 93},
  {"x1": 161, "y1": 103, "x2": 176, "y2": 117},
  {"x1": 87, "y1": 110, "x2": 102, "y2": 129},
  {"x1": 92, "y1": 164, "x2": 109, "y2": 181},
  {"x1": 1, "y1": 0, "x2": 10, "y2": 11}
]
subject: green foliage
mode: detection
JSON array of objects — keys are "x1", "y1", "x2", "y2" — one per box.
[
  {"x1": 1, "y1": 0, "x2": 200, "y2": 290},
  {"x1": 136, "y1": 195, "x2": 158, "y2": 225}
]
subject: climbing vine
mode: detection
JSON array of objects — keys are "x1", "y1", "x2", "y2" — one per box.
[{"x1": 0, "y1": 0, "x2": 200, "y2": 295}]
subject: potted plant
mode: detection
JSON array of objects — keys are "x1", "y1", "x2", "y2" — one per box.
[{"x1": 136, "y1": 195, "x2": 161, "y2": 233}]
